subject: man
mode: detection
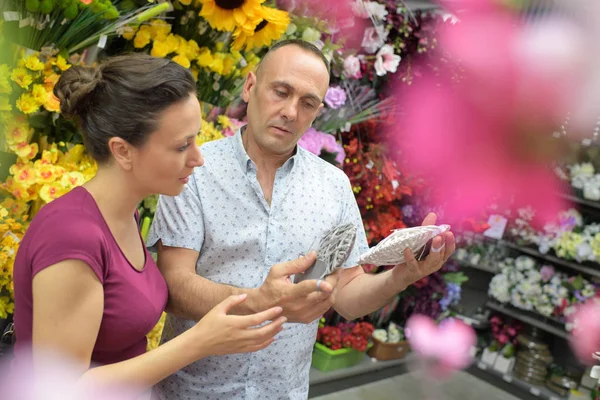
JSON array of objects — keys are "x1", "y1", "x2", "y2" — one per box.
[{"x1": 147, "y1": 39, "x2": 455, "y2": 399}]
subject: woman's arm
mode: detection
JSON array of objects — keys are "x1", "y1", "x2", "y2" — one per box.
[{"x1": 32, "y1": 259, "x2": 285, "y2": 396}]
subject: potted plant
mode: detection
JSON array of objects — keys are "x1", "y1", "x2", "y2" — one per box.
[
  {"x1": 368, "y1": 322, "x2": 410, "y2": 361},
  {"x1": 312, "y1": 320, "x2": 374, "y2": 372}
]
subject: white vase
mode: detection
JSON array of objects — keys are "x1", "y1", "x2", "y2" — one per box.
[
  {"x1": 493, "y1": 355, "x2": 515, "y2": 374},
  {"x1": 481, "y1": 348, "x2": 498, "y2": 365}
]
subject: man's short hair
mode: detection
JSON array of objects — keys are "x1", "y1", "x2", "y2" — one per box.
[{"x1": 256, "y1": 39, "x2": 331, "y2": 77}]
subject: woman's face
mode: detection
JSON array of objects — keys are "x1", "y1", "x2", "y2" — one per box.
[{"x1": 130, "y1": 93, "x2": 204, "y2": 197}]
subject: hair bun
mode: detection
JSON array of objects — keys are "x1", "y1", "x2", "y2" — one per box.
[{"x1": 53, "y1": 65, "x2": 102, "y2": 119}]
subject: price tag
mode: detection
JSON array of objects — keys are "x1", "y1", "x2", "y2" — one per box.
[
  {"x1": 529, "y1": 387, "x2": 541, "y2": 396},
  {"x1": 502, "y1": 375, "x2": 513, "y2": 383},
  {"x1": 477, "y1": 362, "x2": 487, "y2": 371},
  {"x1": 3, "y1": 11, "x2": 20, "y2": 21},
  {"x1": 483, "y1": 214, "x2": 508, "y2": 240},
  {"x1": 97, "y1": 34, "x2": 108, "y2": 49}
]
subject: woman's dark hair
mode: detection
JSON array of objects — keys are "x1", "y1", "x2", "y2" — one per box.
[{"x1": 54, "y1": 53, "x2": 197, "y2": 163}]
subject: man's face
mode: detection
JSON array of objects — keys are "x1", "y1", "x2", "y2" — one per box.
[{"x1": 242, "y1": 45, "x2": 330, "y2": 156}]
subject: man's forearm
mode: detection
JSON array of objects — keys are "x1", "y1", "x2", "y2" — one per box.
[
  {"x1": 164, "y1": 271, "x2": 264, "y2": 320},
  {"x1": 334, "y1": 269, "x2": 408, "y2": 321}
]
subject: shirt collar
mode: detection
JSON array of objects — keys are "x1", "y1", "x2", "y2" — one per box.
[{"x1": 233, "y1": 126, "x2": 299, "y2": 174}]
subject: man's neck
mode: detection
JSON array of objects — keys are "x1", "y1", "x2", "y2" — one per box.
[{"x1": 242, "y1": 128, "x2": 294, "y2": 175}]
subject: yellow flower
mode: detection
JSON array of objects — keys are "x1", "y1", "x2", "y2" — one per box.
[
  {"x1": 31, "y1": 84, "x2": 49, "y2": 105},
  {"x1": 16, "y1": 93, "x2": 40, "y2": 114},
  {"x1": 172, "y1": 54, "x2": 191, "y2": 69},
  {"x1": 10, "y1": 68, "x2": 34, "y2": 89},
  {"x1": 36, "y1": 164, "x2": 62, "y2": 184},
  {"x1": 151, "y1": 40, "x2": 171, "y2": 58},
  {"x1": 43, "y1": 73, "x2": 60, "y2": 91},
  {"x1": 60, "y1": 171, "x2": 85, "y2": 188},
  {"x1": 24, "y1": 55, "x2": 45, "y2": 71},
  {"x1": 197, "y1": 48, "x2": 214, "y2": 68},
  {"x1": 44, "y1": 93, "x2": 61, "y2": 113},
  {"x1": 184, "y1": 40, "x2": 201, "y2": 60},
  {"x1": 53, "y1": 55, "x2": 71, "y2": 71},
  {"x1": 241, "y1": 51, "x2": 260, "y2": 76},
  {"x1": 11, "y1": 163, "x2": 37, "y2": 186},
  {"x1": 1, "y1": 198, "x2": 29, "y2": 217},
  {"x1": 198, "y1": 0, "x2": 265, "y2": 32},
  {"x1": 149, "y1": 19, "x2": 171, "y2": 41},
  {"x1": 208, "y1": 53, "x2": 225, "y2": 75},
  {"x1": 232, "y1": 7, "x2": 289, "y2": 51},
  {"x1": 179, "y1": 0, "x2": 193, "y2": 5},
  {"x1": 61, "y1": 144, "x2": 87, "y2": 164},
  {"x1": 14, "y1": 142, "x2": 39, "y2": 161},
  {"x1": 121, "y1": 26, "x2": 138, "y2": 41},
  {"x1": 197, "y1": 119, "x2": 224, "y2": 145},
  {"x1": 134, "y1": 29, "x2": 152, "y2": 48},
  {"x1": 0, "y1": 208, "x2": 7, "y2": 220},
  {"x1": 39, "y1": 182, "x2": 65, "y2": 203},
  {"x1": 165, "y1": 34, "x2": 181, "y2": 53}
]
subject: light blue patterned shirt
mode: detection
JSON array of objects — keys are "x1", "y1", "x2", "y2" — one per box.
[{"x1": 147, "y1": 129, "x2": 369, "y2": 400}]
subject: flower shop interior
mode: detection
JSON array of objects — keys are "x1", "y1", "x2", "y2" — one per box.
[{"x1": 1, "y1": 0, "x2": 600, "y2": 399}]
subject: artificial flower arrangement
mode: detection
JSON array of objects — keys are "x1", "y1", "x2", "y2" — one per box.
[
  {"x1": 507, "y1": 207, "x2": 600, "y2": 264},
  {"x1": 316, "y1": 319, "x2": 374, "y2": 352},
  {"x1": 555, "y1": 162, "x2": 600, "y2": 202},
  {"x1": 480, "y1": 315, "x2": 522, "y2": 373},
  {"x1": 488, "y1": 255, "x2": 598, "y2": 320}
]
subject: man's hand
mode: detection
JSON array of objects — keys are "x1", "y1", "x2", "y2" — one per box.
[
  {"x1": 254, "y1": 252, "x2": 341, "y2": 324},
  {"x1": 391, "y1": 213, "x2": 456, "y2": 291}
]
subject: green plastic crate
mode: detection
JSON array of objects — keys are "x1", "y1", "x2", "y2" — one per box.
[{"x1": 311, "y1": 342, "x2": 371, "y2": 372}]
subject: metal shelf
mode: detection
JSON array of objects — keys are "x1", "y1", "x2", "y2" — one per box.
[
  {"x1": 486, "y1": 301, "x2": 568, "y2": 339},
  {"x1": 469, "y1": 358, "x2": 568, "y2": 400}
]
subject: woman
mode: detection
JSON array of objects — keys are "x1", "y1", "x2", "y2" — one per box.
[{"x1": 9, "y1": 54, "x2": 286, "y2": 398}]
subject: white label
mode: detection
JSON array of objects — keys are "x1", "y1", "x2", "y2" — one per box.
[
  {"x1": 97, "y1": 34, "x2": 108, "y2": 49},
  {"x1": 19, "y1": 17, "x2": 31, "y2": 28},
  {"x1": 529, "y1": 387, "x2": 541, "y2": 396},
  {"x1": 477, "y1": 362, "x2": 487, "y2": 370},
  {"x1": 483, "y1": 214, "x2": 508, "y2": 240},
  {"x1": 502, "y1": 374, "x2": 513, "y2": 383},
  {"x1": 3, "y1": 11, "x2": 20, "y2": 21}
]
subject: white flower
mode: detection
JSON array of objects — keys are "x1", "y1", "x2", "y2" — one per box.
[
  {"x1": 343, "y1": 55, "x2": 362, "y2": 79},
  {"x1": 361, "y1": 25, "x2": 389, "y2": 54},
  {"x1": 374, "y1": 44, "x2": 401, "y2": 76},
  {"x1": 576, "y1": 241, "x2": 594, "y2": 262},
  {"x1": 583, "y1": 176, "x2": 600, "y2": 200},
  {"x1": 351, "y1": 0, "x2": 388, "y2": 20}
]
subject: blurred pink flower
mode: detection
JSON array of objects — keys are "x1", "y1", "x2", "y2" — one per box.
[
  {"x1": 406, "y1": 315, "x2": 476, "y2": 379},
  {"x1": 389, "y1": 0, "x2": 583, "y2": 225},
  {"x1": 569, "y1": 299, "x2": 600, "y2": 365}
]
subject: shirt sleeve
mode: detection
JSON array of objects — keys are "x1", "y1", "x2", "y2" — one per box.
[
  {"x1": 146, "y1": 174, "x2": 205, "y2": 252},
  {"x1": 338, "y1": 174, "x2": 370, "y2": 268},
  {"x1": 29, "y1": 211, "x2": 107, "y2": 284}
]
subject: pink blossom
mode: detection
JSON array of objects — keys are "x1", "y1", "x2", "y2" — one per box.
[
  {"x1": 569, "y1": 299, "x2": 600, "y2": 365},
  {"x1": 540, "y1": 265, "x2": 555, "y2": 282},
  {"x1": 374, "y1": 44, "x2": 401, "y2": 76},
  {"x1": 298, "y1": 128, "x2": 345, "y2": 165},
  {"x1": 406, "y1": 315, "x2": 476, "y2": 379},
  {"x1": 389, "y1": 0, "x2": 579, "y2": 225},
  {"x1": 324, "y1": 86, "x2": 347, "y2": 109}
]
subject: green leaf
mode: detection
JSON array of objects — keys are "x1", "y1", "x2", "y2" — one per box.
[{"x1": 443, "y1": 272, "x2": 469, "y2": 284}]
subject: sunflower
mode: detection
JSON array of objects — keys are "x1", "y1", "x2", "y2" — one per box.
[
  {"x1": 198, "y1": 0, "x2": 265, "y2": 33},
  {"x1": 232, "y1": 7, "x2": 290, "y2": 51}
]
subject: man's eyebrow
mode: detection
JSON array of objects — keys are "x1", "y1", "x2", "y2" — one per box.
[{"x1": 270, "y1": 80, "x2": 322, "y2": 103}]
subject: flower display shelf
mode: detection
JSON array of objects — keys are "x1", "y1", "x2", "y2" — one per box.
[
  {"x1": 558, "y1": 192, "x2": 600, "y2": 213},
  {"x1": 499, "y1": 240, "x2": 600, "y2": 278},
  {"x1": 471, "y1": 357, "x2": 567, "y2": 400},
  {"x1": 486, "y1": 301, "x2": 568, "y2": 339},
  {"x1": 312, "y1": 342, "x2": 372, "y2": 372}
]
